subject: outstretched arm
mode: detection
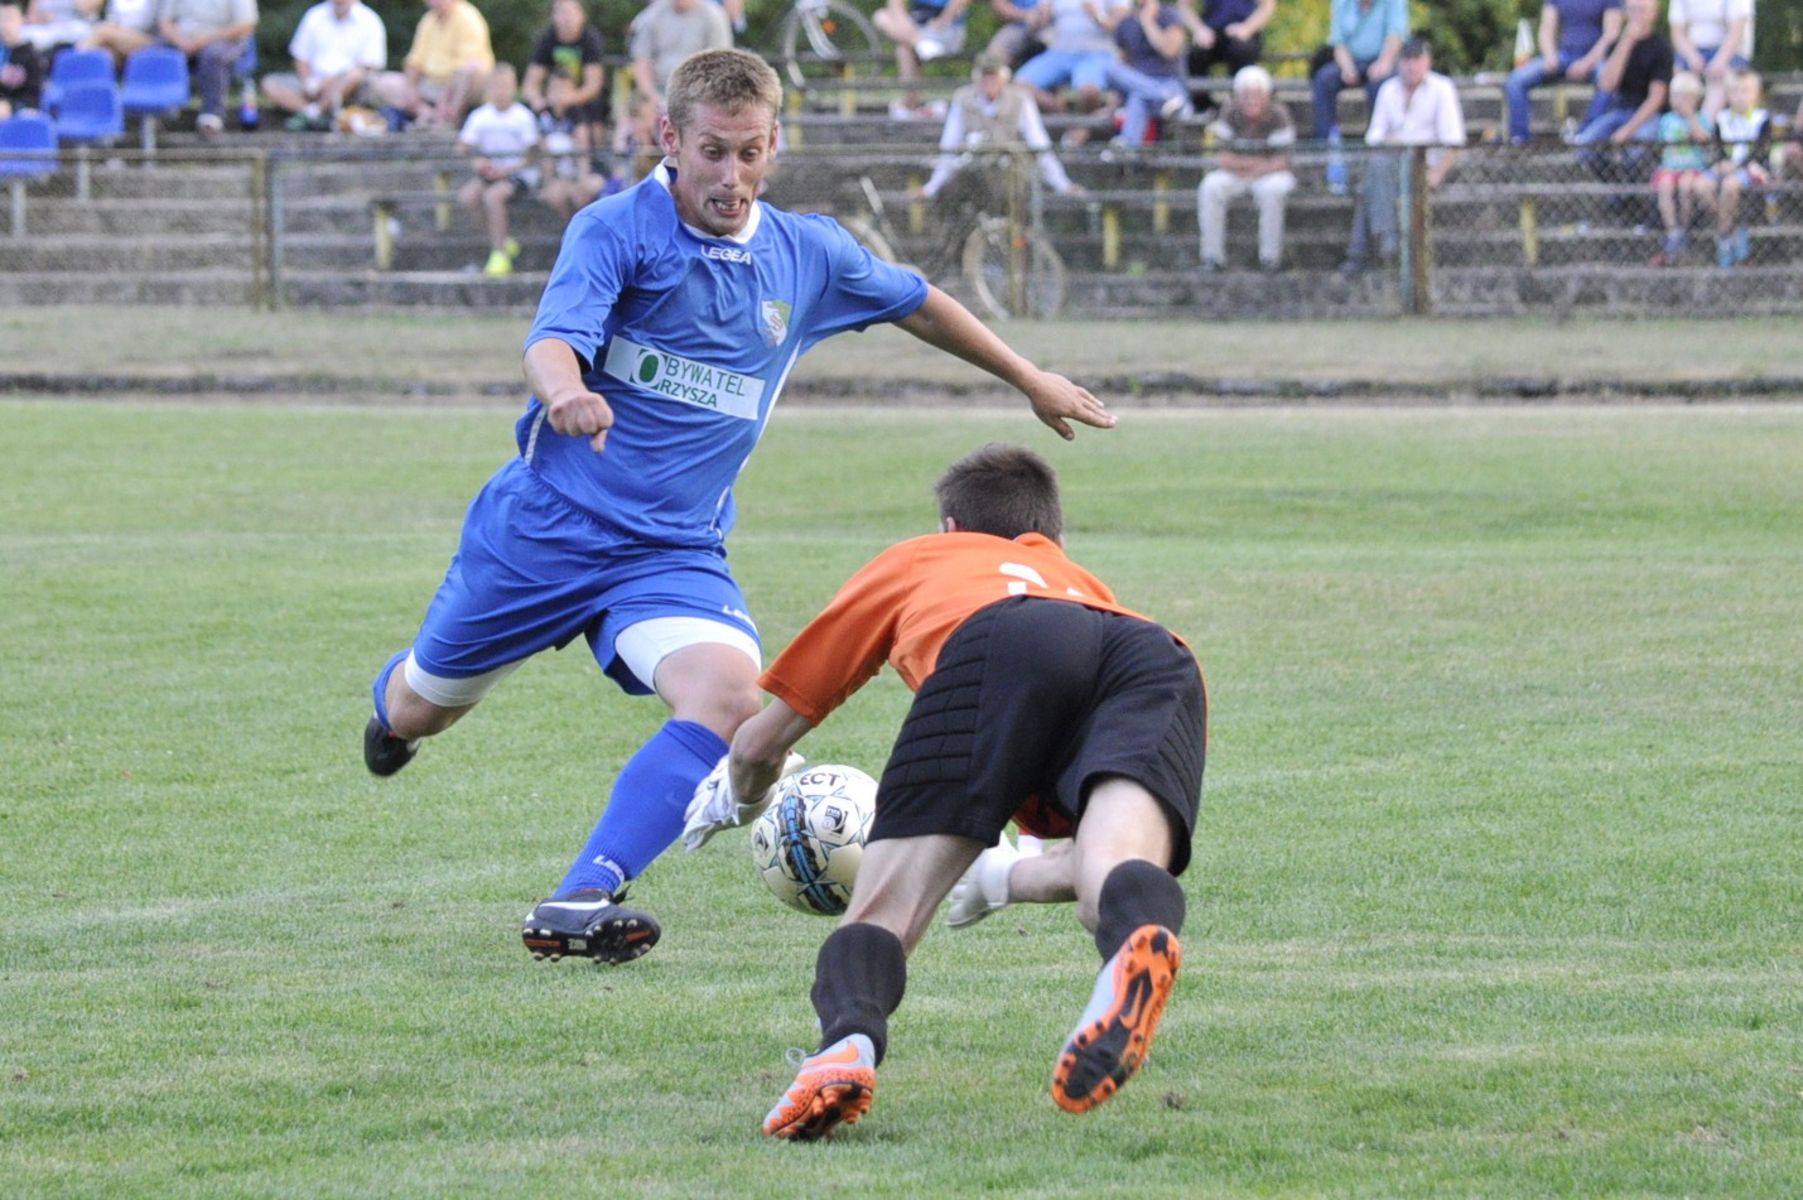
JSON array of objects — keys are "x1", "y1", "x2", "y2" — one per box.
[
  {"x1": 896, "y1": 286, "x2": 1116, "y2": 439},
  {"x1": 729, "y1": 698, "x2": 815, "y2": 807}
]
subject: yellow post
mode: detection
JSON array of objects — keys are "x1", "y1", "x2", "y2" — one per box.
[
  {"x1": 373, "y1": 200, "x2": 395, "y2": 270},
  {"x1": 908, "y1": 174, "x2": 924, "y2": 235},
  {"x1": 434, "y1": 170, "x2": 452, "y2": 233},
  {"x1": 1102, "y1": 204, "x2": 1120, "y2": 269},
  {"x1": 839, "y1": 63, "x2": 856, "y2": 119},
  {"x1": 1519, "y1": 196, "x2": 1538, "y2": 267},
  {"x1": 1152, "y1": 171, "x2": 1170, "y2": 235}
]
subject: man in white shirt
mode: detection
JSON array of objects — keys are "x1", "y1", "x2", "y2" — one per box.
[
  {"x1": 262, "y1": 0, "x2": 387, "y2": 129},
  {"x1": 1668, "y1": 0, "x2": 1751, "y2": 116},
  {"x1": 1340, "y1": 36, "x2": 1464, "y2": 273}
]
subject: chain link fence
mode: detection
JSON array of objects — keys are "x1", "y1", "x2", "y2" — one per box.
[{"x1": 4, "y1": 129, "x2": 1801, "y2": 316}]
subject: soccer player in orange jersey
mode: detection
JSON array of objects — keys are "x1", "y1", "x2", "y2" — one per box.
[{"x1": 683, "y1": 443, "x2": 1207, "y2": 1139}]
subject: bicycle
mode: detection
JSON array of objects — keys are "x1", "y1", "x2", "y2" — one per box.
[
  {"x1": 778, "y1": 0, "x2": 885, "y2": 93},
  {"x1": 837, "y1": 157, "x2": 1069, "y2": 320}
]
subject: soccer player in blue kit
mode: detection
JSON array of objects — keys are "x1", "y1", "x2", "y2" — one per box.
[{"x1": 362, "y1": 48, "x2": 1116, "y2": 965}]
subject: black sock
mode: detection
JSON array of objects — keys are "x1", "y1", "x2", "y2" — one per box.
[
  {"x1": 1093, "y1": 859, "x2": 1186, "y2": 961},
  {"x1": 811, "y1": 922, "x2": 908, "y2": 1065}
]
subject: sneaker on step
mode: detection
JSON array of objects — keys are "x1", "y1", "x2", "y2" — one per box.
[
  {"x1": 503, "y1": 237, "x2": 522, "y2": 260},
  {"x1": 945, "y1": 835, "x2": 1023, "y2": 929},
  {"x1": 915, "y1": 36, "x2": 945, "y2": 62},
  {"x1": 762, "y1": 1033, "x2": 877, "y2": 1140},
  {"x1": 363, "y1": 714, "x2": 419, "y2": 776},
  {"x1": 521, "y1": 887, "x2": 661, "y2": 963},
  {"x1": 483, "y1": 249, "x2": 513, "y2": 277},
  {"x1": 1051, "y1": 924, "x2": 1181, "y2": 1114}
]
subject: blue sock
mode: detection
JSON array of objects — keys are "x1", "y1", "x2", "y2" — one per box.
[
  {"x1": 371, "y1": 649, "x2": 409, "y2": 732},
  {"x1": 557, "y1": 719, "x2": 728, "y2": 898}
]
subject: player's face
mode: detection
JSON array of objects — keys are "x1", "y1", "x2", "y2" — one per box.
[{"x1": 662, "y1": 101, "x2": 779, "y2": 238}]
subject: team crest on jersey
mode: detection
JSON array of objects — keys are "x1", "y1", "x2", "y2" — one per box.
[{"x1": 760, "y1": 300, "x2": 793, "y2": 347}]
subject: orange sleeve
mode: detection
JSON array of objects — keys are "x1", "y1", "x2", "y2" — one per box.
[{"x1": 759, "y1": 541, "x2": 919, "y2": 726}]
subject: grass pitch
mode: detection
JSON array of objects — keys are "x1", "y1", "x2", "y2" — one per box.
[{"x1": 1, "y1": 399, "x2": 1799, "y2": 1197}]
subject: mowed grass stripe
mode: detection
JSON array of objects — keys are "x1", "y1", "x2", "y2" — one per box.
[{"x1": 1, "y1": 401, "x2": 1798, "y2": 1198}]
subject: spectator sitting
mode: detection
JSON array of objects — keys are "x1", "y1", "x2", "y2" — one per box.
[
  {"x1": 1, "y1": 1, "x2": 45, "y2": 116},
  {"x1": 1695, "y1": 67, "x2": 1769, "y2": 267},
  {"x1": 1572, "y1": 0, "x2": 1668, "y2": 179},
  {"x1": 457, "y1": 62, "x2": 539, "y2": 277},
  {"x1": 1309, "y1": 0, "x2": 1405, "y2": 139},
  {"x1": 1181, "y1": 0, "x2": 1273, "y2": 107},
  {"x1": 1015, "y1": 0, "x2": 1130, "y2": 117},
  {"x1": 373, "y1": 0, "x2": 494, "y2": 131},
  {"x1": 1198, "y1": 64, "x2": 1294, "y2": 271},
  {"x1": 523, "y1": 0, "x2": 607, "y2": 155},
  {"x1": 262, "y1": 0, "x2": 386, "y2": 131},
  {"x1": 80, "y1": 0, "x2": 157, "y2": 64},
  {"x1": 1503, "y1": 0, "x2": 1623, "y2": 146},
  {"x1": 1103, "y1": 0, "x2": 1191, "y2": 146},
  {"x1": 629, "y1": 0, "x2": 731, "y2": 109},
  {"x1": 158, "y1": 0, "x2": 258, "y2": 136},
  {"x1": 874, "y1": 0, "x2": 970, "y2": 119},
  {"x1": 1339, "y1": 36, "x2": 1463, "y2": 274},
  {"x1": 984, "y1": 0, "x2": 1049, "y2": 70},
  {"x1": 602, "y1": 89, "x2": 657, "y2": 195},
  {"x1": 919, "y1": 52, "x2": 1084, "y2": 201},
  {"x1": 1649, "y1": 69, "x2": 1710, "y2": 264},
  {"x1": 1668, "y1": 0, "x2": 1750, "y2": 117},
  {"x1": 20, "y1": 0, "x2": 97, "y2": 52}
]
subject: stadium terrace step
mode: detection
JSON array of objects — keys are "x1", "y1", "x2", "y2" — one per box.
[
  {"x1": 18, "y1": 196, "x2": 254, "y2": 236},
  {"x1": 1071, "y1": 268, "x2": 1399, "y2": 318},
  {"x1": 1434, "y1": 264, "x2": 1803, "y2": 316},
  {"x1": 0, "y1": 233, "x2": 251, "y2": 272},
  {"x1": 280, "y1": 268, "x2": 546, "y2": 309},
  {"x1": 25, "y1": 162, "x2": 256, "y2": 202},
  {"x1": 0, "y1": 268, "x2": 255, "y2": 306}
]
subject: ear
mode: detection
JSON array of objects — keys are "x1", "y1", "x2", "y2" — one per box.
[
  {"x1": 658, "y1": 114, "x2": 680, "y2": 158},
  {"x1": 941, "y1": 516, "x2": 958, "y2": 533}
]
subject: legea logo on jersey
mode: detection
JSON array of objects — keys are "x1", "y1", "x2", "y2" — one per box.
[
  {"x1": 760, "y1": 300, "x2": 792, "y2": 347},
  {"x1": 703, "y1": 245, "x2": 752, "y2": 264},
  {"x1": 601, "y1": 336, "x2": 764, "y2": 420}
]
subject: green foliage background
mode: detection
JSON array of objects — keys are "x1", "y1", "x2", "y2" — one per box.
[{"x1": 251, "y1": 0, "x2": 1795, "y2": 88}]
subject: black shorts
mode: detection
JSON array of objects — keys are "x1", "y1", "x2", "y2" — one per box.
[{"x1": 872, "y1": 597, "x2": 1206, "y2": 875}]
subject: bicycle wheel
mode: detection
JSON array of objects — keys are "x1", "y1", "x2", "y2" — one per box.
[
  {"x1": 962, "y1": 218, "x2": 1068, "y2": 320},
  {"x1": 836, "y1": 214, "x2": 899, "y2": 264},
  {"x1": 780, "y1": 0, "x2": 883, "y2": 91}
]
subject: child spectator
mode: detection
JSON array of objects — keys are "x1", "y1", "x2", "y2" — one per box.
[
  {"x1": 1649, "y1": 71, "x2": 1710, "y2": 265},
  {"x1": 602, "y1": 90, "x2": 658, "y2": 196},
  {"x1": 81, "y1": 0, "x2": 157, "y2": 64},
  {"x1": 262, "y1": 0, "x2": 388, "y2": 131},
  {"x1": 457, "y1": 63, "x2": 539, "y2": 278},
  {"x1": 373, "y1": 0, "x2": 494, "y2": 131},
  {"x1": 1, "y1": 2, "x2": 45, "y2": 116},
  {"x1": 874, "y1": 0, "x2": 970, "y2": 120},
  {"x1": 1696, "y1": 67, "x2": 1769, "y2": 267},
  {"x1": 1103, "y1": 0, "x2": 1190, "y2": 146},
  {"x1": 523, "y1": 0, "x2": 607, "y2": 153},
  {"x1": 1197, "y1": 64, "x2": 1295, "y2": 272}
]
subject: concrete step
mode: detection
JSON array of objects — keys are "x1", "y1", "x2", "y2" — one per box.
[
  {"x1": 281, "y1": 268, "x2": 544, "y2": 309},
  {"x1": 16, "y1": 197, "x2": 254, "y2": 236},
  {"x1": 0, "y1": 233, "x2": 252, "y2": 272},
  {"x1": 26, "y1": 163, "x2": 255, "y2": 202},
  {"x1": 1068, "y1": 269, "x2": 1400, "y2": 318},
  {"x1": 0, "y1": 269, "x2": 257, "y2": 305},
  {"x1": 1433, "y1": 264, "x2": 1803, "y2": 315}
]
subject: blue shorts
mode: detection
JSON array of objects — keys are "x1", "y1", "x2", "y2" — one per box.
[
  {"x1": 409, "y1": 458, "x2": 759, "y2": 695},
  {"x1": 1016, "y1": 49, "x2": 1115, "y2": 95}
]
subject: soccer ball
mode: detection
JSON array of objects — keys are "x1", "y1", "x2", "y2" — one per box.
[{"x1": 750, "y1": 765, "x2": 877, "y2": 916}]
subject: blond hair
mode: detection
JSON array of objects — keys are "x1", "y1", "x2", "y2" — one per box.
[
  {"x1": 665, "y1": 49, "x2": 782, "y2": 133},
  {"x1": 1669, "y1": 71, "x2": 1703, "y2": 99}
]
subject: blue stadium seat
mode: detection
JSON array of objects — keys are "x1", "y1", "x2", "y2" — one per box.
[
  {"x1": 43, "y1": 48, "x2": 117, "y2": 115},
  {"x1": 119, "y1": 46, "x2": 191, "y2": 151},
  {"x1": 1, "y1": 113, "x2": 59, "y2": 238},
  {"x1": 52, "y1": 82, "x2": 125, "y2": 145},
  {"x1": 119, "y1": 46, "x2": 191, "y2": 115}
]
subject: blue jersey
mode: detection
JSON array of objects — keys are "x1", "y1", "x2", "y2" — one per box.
[{"x1": 522, "y1": 164, "x2": 929, "y2": 548}]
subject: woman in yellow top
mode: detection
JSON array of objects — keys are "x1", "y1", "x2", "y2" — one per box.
[{"x1": 372, "y1": 0, "x2": 494, "y2": 129}]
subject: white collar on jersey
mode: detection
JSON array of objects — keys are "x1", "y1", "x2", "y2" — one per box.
[{"x1": 653, "y1": 160, "x2": 764, "y2": 244}]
